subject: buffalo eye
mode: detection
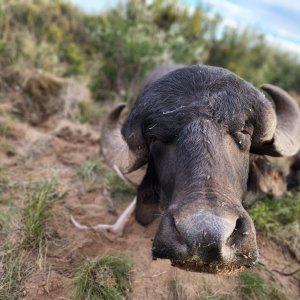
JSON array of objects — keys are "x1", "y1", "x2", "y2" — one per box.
[
  {"x1": 233, "y1": 129, "x2": 252, "y2": 151},
  {"x1": 240, "y1": 123, "x2": 253, "y2": 137},
  {"x1": 241, "y1": 128, "x2": 250, "y2": 136}
]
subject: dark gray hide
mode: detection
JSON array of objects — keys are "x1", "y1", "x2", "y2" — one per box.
[{"x1": 102, "y1": 64, "x2": 300, "y2": 274}]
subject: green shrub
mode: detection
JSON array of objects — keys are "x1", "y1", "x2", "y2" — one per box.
[
  {"x1": 1, "y1": 0, "x2": 300, "y2": 97},
  {"x1": 88, "y1": 9, "x2": 163, "y2": 102},
  {"x1": 249, "y1": 192, "x2": 300, "y2": 233}
]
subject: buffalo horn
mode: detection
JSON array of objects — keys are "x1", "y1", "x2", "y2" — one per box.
[
  {"x1": 256, "y1": 84, "x2": 300, "y2": 157},
  {"x1": 101, "y1": 104, "x2": 147, "y2": 173}
]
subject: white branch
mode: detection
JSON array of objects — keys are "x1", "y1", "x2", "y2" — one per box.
[{"x1": 70, "y1": 197, "x2": 137, "y2": 236}]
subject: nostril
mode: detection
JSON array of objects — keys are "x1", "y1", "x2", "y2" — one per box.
[
  {"x1": 152, "y1": 214, "x2": 190, "y2": 260},
  {"x1": 235, "y1": 218, "x2": 243, "y2": 230},
  {"x1": 235, "y1": 218, "x2": 246, "y2": 232},
  {"x1": 235, "y1": 217, "x2": 248, "y2": 233},
  {"x1": 227, "y1": 218, "x2": 248, "y2": 246}
]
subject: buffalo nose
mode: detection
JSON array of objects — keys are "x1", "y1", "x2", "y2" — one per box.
[
  {"x1": 152, "y1": 205, "x2": 259, "y2": 272},
  {"x1": 174, "y1": 210, "x2": 237, "y2": 261}
]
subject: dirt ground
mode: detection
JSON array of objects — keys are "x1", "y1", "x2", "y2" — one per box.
[{"x1": 0, "y1": 100, "x2": 300, "y2": 299}]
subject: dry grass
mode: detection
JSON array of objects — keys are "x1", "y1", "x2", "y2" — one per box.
[
  {"x1": 0, "y1": 250, "x2": 31, "y2": 300},
  {"x1": 168, "y1": 277, "x2": 186, "y2": 300},
  {"x1": 12, "y1": 70, "x2": 67, "y2": 125},
  {"x1": 276, "y1": 222, "x2": 300, "y2": 261},
  {"x1": 76, "y1": 100, "x2": 107, "y2": 124},
  {"x1": 0, "y1": 117, "x2": 23, "y2": 140}
]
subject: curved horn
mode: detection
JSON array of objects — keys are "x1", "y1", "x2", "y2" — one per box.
[
  {"x1": 100, "y1": 104, "x2": 148, "y2": 173},
  {"x1": 253, "y1": 84, "x2": 300, "y2": 157}
]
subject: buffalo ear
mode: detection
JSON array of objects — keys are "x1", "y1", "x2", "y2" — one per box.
[
  {"x1": 135, "y1": 160, "x2": 161, "y2": 226},
  {"x1": 251, "y1": 84, "x2": 300, "y2": 157},
  {"x1": 244, "y1": 156, "x2": 286, "y2": 207}
]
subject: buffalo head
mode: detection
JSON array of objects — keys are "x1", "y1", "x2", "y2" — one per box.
[{"x1": 101, "y1": 65, "x2": 300, "y2": 274}]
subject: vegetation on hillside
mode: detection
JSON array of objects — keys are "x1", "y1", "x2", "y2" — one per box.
[
  {"x1": 197, "y1": 271, "x2": 288, "y2": 300},
  {"x1": 249, "y1": 192, "x2": 300, "y2": 261},
  {"x1": 1, "y1": 0, "x2": 300, "y2": 105},
  {"x1": 0, "y1": 178, "x2": 57, "y2": 299}
]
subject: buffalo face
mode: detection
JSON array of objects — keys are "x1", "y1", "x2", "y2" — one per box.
[
  {"x1": 101, "y1": 65, "x2": 300, "y2": 273},
  {"x1": 149, "y1": 119, "x2": 258, "y2": 273}
]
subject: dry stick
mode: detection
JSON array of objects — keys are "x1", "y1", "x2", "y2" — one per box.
[
  {"x1": 259, "y1": 261, "x2": 300, "y2": 277},
  {"x1": 272, "y1": 268, "x2": 300, "y2": 276},
  {"x1": 70, "y1": 197, "x2": 137, "y2": 236},
  {"x1": 257, "y1": 261, "x2": 277, "y2": 282}
]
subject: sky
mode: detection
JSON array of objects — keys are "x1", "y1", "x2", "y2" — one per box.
[{"x1": 69, "y1": 0, "x2": 300, "y2": 56}]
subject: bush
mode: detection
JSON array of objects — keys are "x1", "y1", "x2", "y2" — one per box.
[
  {"x1": 1, "y1": 0, "x2": 300, "y2": 99},
  {"x1": 249, "y1": 192, "x2": 300, "y2": 232},
  {"x1": 249, "y1": 192, "x2": 300, "y2": 260}
]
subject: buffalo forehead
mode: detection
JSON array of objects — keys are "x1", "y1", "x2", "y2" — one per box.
[{"x1": 138, "y1": 66, "x2": 267, "y2": 131}]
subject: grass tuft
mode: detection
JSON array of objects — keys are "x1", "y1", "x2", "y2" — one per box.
[
  {"x1": 249, "y1": 192, "x2": 300, "y2": 259},
  {"x1": 22, "y1": 180, "x2": 57, "y2": 248},
  {"x1": 78, "y1": 159, "x2": 101, "y2": 191},
  {"x1": 78, "y1": 159, "x2": 135, "y2": 198},
  {"x1": 238, "y1": 271, "x2": 265, "y2": 299},
  {"x1": 249, "y1": 192, "x2": 300, "y2": 233},
  {"x1": 238, "y1": 272, "x2": 287, "y2": 300},
  {"x1": 72, "y1": 255, "x2": 132, "y2": 300},
  {"x1": 197, "y1": 292, "x2": 230, "y2": 300},
  {"x1": 0, "y1": 251, "x2": 30, "y2": 300},
  {"x1": 197, "y1": 272, "x2": 287, "y2": 300},
  {"x1": 106, "y1": 172, "x2": 136, "y2": 199}
]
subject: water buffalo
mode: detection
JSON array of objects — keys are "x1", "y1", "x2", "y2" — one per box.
[{"x1": 101, "y1": 64, "x2": 300, "y2": 274}]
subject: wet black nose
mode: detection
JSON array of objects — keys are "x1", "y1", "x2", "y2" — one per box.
[
  {"x1": 173, "y1": 210, "x2": 237, "y2": 261},
  {"x1": 152, "y1": 207, "x2": 259, "y2": 272}
]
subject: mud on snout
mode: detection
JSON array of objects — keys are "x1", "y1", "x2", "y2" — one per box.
[{"x1": 152, "y1": 202, "x2": 259, "y2": 274}]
